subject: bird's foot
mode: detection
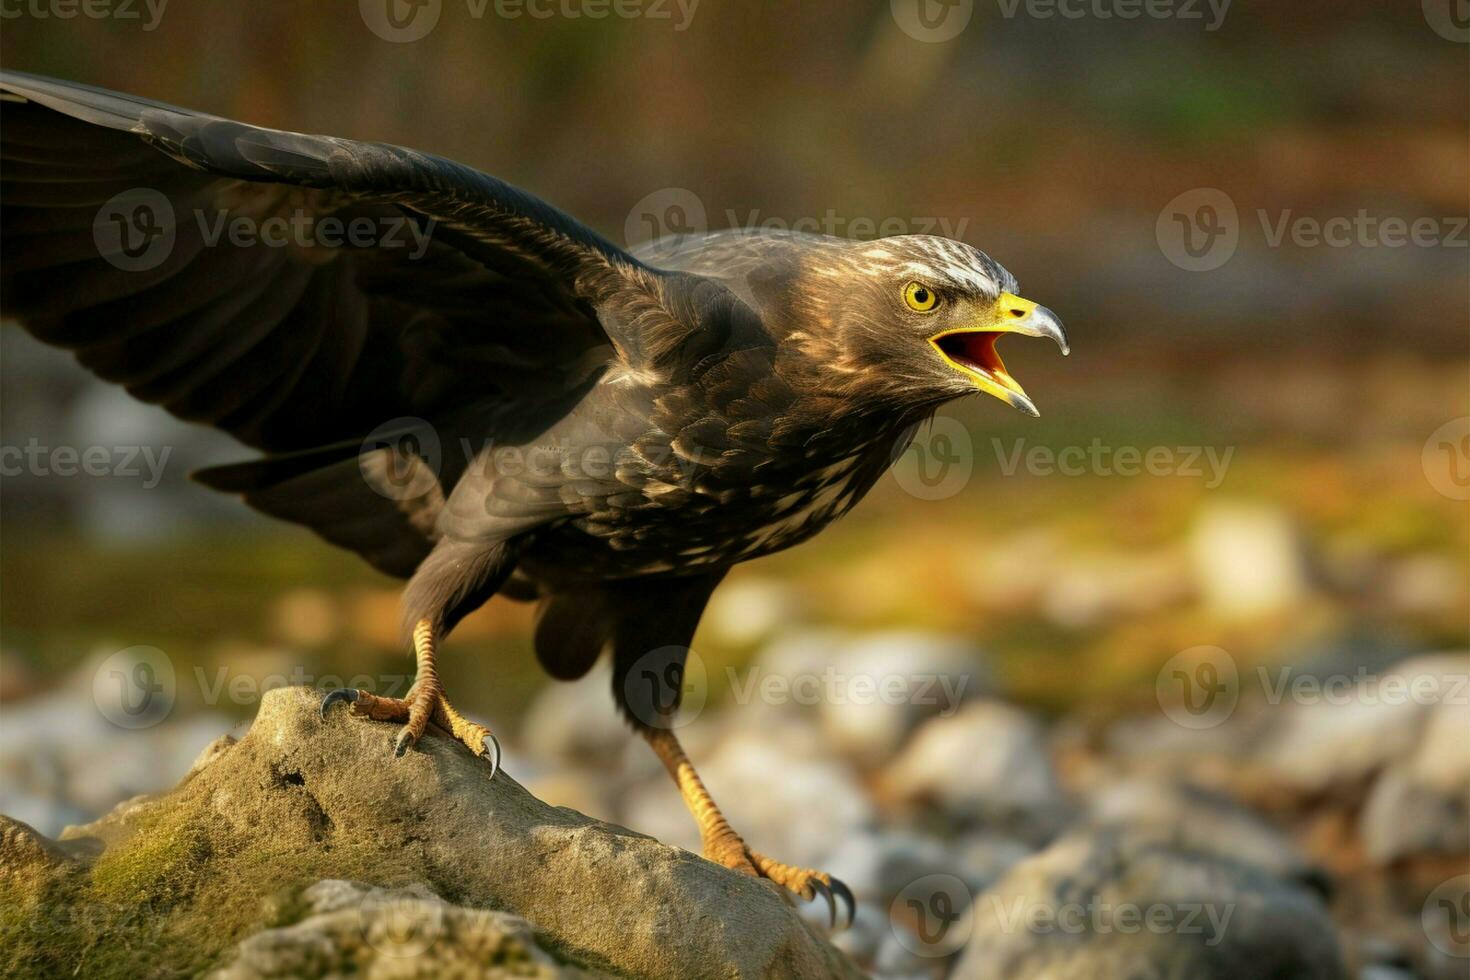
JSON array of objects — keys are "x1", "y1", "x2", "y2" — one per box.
[
  {"x1": 320, "y1": 687, "x2": 501, "y2": 778},
  {"x1": 706, "y1": 834, "x2": 854, "y2": 929}
]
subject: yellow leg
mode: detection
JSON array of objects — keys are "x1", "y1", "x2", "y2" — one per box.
[
  {"x1": 320, "y1": 618, "x2": 500, "y2": 776},
  {"x1": 643, "y1": 727, "x2": 853, "y2": 928},
  {"x1": 397, "y1": 619, "x2": 442, "y2": 755}
]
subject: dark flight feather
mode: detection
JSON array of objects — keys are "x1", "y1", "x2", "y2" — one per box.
[{"x1": 0, "y1": 70, "x2": 728, "y2": 583}]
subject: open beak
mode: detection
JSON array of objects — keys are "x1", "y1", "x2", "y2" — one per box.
[{"x1": 928, "y1": 292, "x2": 1070, "y2": 417}]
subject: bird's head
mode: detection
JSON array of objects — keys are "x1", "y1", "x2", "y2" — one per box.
[{"x1": 779, "y1": 235, "x2": 1070, "y2": 417}]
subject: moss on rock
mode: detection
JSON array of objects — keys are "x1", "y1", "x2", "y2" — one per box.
[{"x1": 1, "y1": 687, "x2": 863, "y2": 979}]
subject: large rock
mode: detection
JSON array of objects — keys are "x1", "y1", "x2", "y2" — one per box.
[
  {"x1": 212, "y1": 880, "x2": 597, "y2": 979},
  {"x1": 951, "y1": 827, "x2": 1348, "y2": 980},
  {"x1": 0, "y1": 686, "x2": 862, "y2": 980}
]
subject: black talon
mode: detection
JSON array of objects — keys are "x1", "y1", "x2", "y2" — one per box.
[
  {"x1": 809, "y1": 878, "x2": 837, "y2": 929},
  {"x1": 829, "y1": 877, "x2": 855, "y2": 931},
  {"x1": 393, "y1": 728, "x2": 417, "y2": 757},
  {"x1": 483, "y1": 731, "x2": 502, "y2": 781},
  {"x1": 320, "y1": 688, "x2": 360, "y2": 720}
]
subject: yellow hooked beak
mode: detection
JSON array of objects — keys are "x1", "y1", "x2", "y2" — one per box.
[{"x1": 928, "y1": 292, "x2": 1070, "y2": 417}]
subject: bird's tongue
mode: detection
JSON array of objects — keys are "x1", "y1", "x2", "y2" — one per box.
[{"x1": 942, "y1": 331, "x2": 1024, "y2": 395}]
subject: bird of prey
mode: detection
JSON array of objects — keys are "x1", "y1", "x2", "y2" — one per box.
[{"x1": 0, "y1": 71, "x2": 1068, "y2": 925}]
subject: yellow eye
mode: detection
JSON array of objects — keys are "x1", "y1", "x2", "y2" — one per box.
[{"x1": 903, "y1": 281, "x2": 939, "y2": 312}]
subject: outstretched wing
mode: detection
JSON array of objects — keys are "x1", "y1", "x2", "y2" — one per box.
[
  {"x1": 0, "y1": 71, "x2": 746, "y2": 576},
  {"x1": 0, "y1": 70, "x2": 705, "y2": 454}
]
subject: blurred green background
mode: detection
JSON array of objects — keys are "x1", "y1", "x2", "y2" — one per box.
[{"x1": 0, "y1": 0, "x2": 1465, "y2": 730}]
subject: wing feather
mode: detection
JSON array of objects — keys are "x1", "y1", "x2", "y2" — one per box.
[
  {"x1": 0, "y1": 70, "x2": 711, "y2": 453},
  {"x1": 0, "y1": 71, "x2": 757, "y2": 576}
]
